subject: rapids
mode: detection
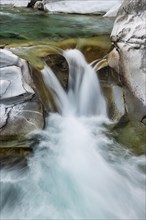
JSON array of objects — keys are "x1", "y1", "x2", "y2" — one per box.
[{"x1": 0, "y1": 49, "x2": 145, "y2": 220}]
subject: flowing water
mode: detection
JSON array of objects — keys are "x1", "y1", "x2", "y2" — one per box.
[
  {"x1": 0, "y1": 49, "x2": 145, "y2": 220},
  {"x1": 0, "y1": 6, "x2": 113, "y2": 42}
]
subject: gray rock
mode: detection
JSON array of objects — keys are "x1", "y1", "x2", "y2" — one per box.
[
  {"x1": 0, "y1": 49, "x2": 19, "y2": 68},
  {"x1": 0, "y1": 49, "x2": 44, "y2": 141},
  {"x1": 34, "y1": 1, "x2": 44, "y2": 10},
  {"x1": 98, "y1": 66, "x2": 126, "y2": 121},
  {"x1": 110, "y1": 0, "x2": 146, "y2": 122},
  {"x1": 0, "y1": 96, "x2": 44, "y2": 140},
  {"x1": 0, "y1": 80, "x2": 10, "y2": 97},
  {"x1": 0, "y1": 66, "x2": 31, "y2": 99},
  {"x1": 102, "y1": 83, "x2": 126, "y2": 121}
]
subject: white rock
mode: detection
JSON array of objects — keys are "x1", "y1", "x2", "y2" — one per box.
[
  {"x1": 103, "y1": 2, "x2": 122, "y2": 18},
  {"x1": 110, "y1": 0, "x2": 146, "y2": 120},
  {"x1": 0, "y1": 49, "x2": 34, "y2": 100},
  {"x1": 0, "y1": 0, "x2": 30, "y2": 7},
  {"x1": 111, "y1": 85, "x2": 125, "y2": 120},
  {"x1": 44, "y1": 0, "x2": 121, "y2": 14},
  {"x1": 0, "y1": 80, "x2": 10, "y2": 97},
  {"x1": 0, "y1": 105, "x2": 9, "y2": 129},
  {"x1": 34, "y1": 1, "x2": 44, "y2": 10},
  {"x1": 0, "y1": 49, "x2": 44, "y2": 139},
  {"x1": 0, "y1": 66, "x2": 29, "y2": 98},
  {"x1": 0, "y1": 49, "x2": 20, "y2": 68}
]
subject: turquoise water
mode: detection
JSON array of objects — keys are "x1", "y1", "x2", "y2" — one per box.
[{"x1": 0, "y1": 6, "x2": 114, "y2": 41}]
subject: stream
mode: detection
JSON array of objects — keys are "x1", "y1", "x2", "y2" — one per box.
[{"x1": 0, "y1": 6, "x2": 145, "y2": 220}]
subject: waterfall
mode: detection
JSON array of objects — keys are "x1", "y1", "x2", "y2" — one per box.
[
  {"x1": 41, "y1": 49, "x2": 107, "y2": 117},
  {"x1": 0, "y1": 49, "x2": 145, "y2": 220},
  {"x1": 64, "y1": 49, "x2": 107, "y2": 116}
]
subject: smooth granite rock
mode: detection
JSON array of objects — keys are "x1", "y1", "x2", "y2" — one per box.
[
  {"x1": 109, "y1": 0, "x2": 146, "y2": 122},
  {"x1": 0, "y1": 49, "x2": 44, "y2": 141}
]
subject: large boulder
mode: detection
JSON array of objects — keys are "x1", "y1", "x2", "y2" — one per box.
[
  {"x1": 109, "y1": 0, "x2": 146, "y2": 123},
  {"x1": 43, "y1": 0, "x2": 121, "y2": 14},
  {"x1": 0, "y1": 49, "x2": 44, "y2": 141},
  {"x1": 0, "y1": 0, "x2": 30, "y2": 7}
]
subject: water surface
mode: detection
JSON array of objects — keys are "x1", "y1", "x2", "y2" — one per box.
[{"x1": 0, "y1": 6, "x2": 114, "y2": 42}]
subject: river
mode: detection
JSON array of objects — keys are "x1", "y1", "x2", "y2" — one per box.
[{"x1": 0, "y1": 6, "x2": 145, "y2": 220}]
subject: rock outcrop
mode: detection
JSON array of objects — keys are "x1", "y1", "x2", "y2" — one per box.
[
  {"x1": 0, "y1": 49, "x2": 44, "y2": 141},
  {"x1": 43, "y1": 0, "x2": 121, "y2": 14},
  {"x1": 0, "y1": 0, "x2": 30, "y2": 7},
  {"x1": 108, "y1": 0, "x2": 146, "y2": 123}
]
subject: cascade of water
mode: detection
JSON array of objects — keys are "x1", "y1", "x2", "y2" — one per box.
[
  {"x1": 41, "y1": 64, "x2": 69, "y2": 115},
  {"x1": 0, "y1": 49, "x2": 145, "y2": 220},
  {"x1": 41, "y1": 49, "x2": 107, "y2": 117},
  {"x1": 64, "y1": 49, "x2": 107, "y2": 116}
]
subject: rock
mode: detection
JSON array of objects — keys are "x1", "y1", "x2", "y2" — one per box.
[
  {"x1": 99, "y1": 68, "x2": 126, "y2": 121},
  {"x1": 141, "y1": 116, "x2": 146, "y2": 125},
  {"x1": 113, "y1": 120, "x2": 146, "y2": 155},
  {"x1": 110, "y1": 0, "x2": 146, "y2": 122},
  {"x1": 108, "y1": 85, "x2": 125, "y2": 121},
  {"x1": 34, "y1": 1, "x2": 44, "y2": 10},
  {"x1": 107, "y1": 48, "x2": 120, "y2": 74},
  {"x1": 43, "y1": 0, "x2": 121, "y2": 14},
  {"x1": 0, "y1": 66, "x2": 32, "y2": 98},
  {"x1": 0, "y1": 96, "x2": 44, "y2": 140},
  {"x1": 0, "y1": 49, "x2": 19, "y2": 68},
  {"x1": 28, "y1": 53, "x2": 68, "y2": 112},
  {"x1": 44, "y1": 54, "x2": 68, "y2": 91},
  {"x1": 103, "y1": 1, "x2": 122, "y2": 18},
  {"x1": 0, "y1": 49, "x2": 44, "y2": 141},
  {"x1": 27, "y1": 0, "x2": 39, "y2": 7},
  {"x1": 0, "y1": 0, "x2": 30, "y2": 7},
  {"x1": 0, "y1": 80, "x2": 11, "y2": 97}
]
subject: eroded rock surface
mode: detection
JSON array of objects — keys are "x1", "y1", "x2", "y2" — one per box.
[
  {"x1": 0, "y1": 49, "x2": 44, "y2": 141},
  {"x1": 109, "y1": 0, "x2": 146, "y2": 122}
]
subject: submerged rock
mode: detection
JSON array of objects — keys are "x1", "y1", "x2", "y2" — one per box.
[
  {"x1": 109, "y1": 0, "x2": 146, "y2": 122},
  {"x1": 113, "y1": 120, "x2": 146, "y2": 155},
  {"x1": 0, "y1": 49, "x2": 44, "y2": 141}
]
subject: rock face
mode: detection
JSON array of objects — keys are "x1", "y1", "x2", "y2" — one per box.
[
  {"x1": 0, "y1": 49, "x2": 44, "y2": 141},
  {"x1": 109, "y1": 0, "x2": 146, "y2": 122}
]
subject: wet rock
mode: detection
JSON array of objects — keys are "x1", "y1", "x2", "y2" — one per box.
[
  {"x1": 27, "y1": 0, "x2": 39, "y2": 8},
  {"x1": 34, "y1": 1, "x2": 44, "y2": 10},
  {"x1": 28, "y1": 53, "x2": 69, "y2": 113},
  {"x1": 0, "y1": 96, "x2": 44, "y2": 140},
  {"x1": 141, "y1": 116, "x2": 146, "y2": 125},
  {"x1": 44, "y1": 54, "x2": 68, "y2": 91},
  {"x1": 113, "y1": 120, "x2": 146, "y2": 155},
  {"x1": 110, "y1": 0, "x2": 146, "y2": 122},
  {"x1": 0, "y1": 49, "x2": 44, "y2": 141},
  {"x1": 99, "y1": 69, "x2": 125, "y2": 121}
]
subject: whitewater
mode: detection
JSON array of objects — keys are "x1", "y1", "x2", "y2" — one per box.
[{"x1": 0, "y1": 49, "x2": 145, "y2": 219}]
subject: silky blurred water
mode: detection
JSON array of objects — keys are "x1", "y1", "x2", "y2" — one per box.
[{"x1": 0, "y1": 49, "x2": 145, "y2": 220}]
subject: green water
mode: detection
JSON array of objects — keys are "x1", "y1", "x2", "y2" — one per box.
[{"x1": 0, "y1": 6, "x2": 114, "y2": 42}]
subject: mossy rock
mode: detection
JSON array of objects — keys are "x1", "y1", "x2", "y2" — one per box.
[{"x1": 113, "y1": 119, "x2": 146, "y2": 155}]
